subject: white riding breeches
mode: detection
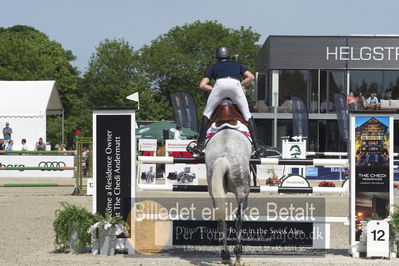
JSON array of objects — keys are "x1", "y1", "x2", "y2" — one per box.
[{"x1": 203, "y1": 78, "x2": 252, "y2": 121}]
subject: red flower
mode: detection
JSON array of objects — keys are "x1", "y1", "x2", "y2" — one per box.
[
  {"x1": 75, "y1": 129, "x2": 82, "y2": 135},
  {"x1": 318, "y1": 180, "x2": 335, "y2": 187}
]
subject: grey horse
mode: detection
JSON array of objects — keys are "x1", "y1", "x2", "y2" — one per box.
[{"x1": 206, "y1": 128, "x2": 252, "y2": 265}]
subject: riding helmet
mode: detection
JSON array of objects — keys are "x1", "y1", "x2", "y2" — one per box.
[{"x1": 215, "y1": 46, "x2": 230, "y2": 60}]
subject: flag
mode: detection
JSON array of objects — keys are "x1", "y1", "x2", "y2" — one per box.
[
  {"x1": 291, "y1": 96, "x2": 309, "y2": 138},
  {"x1": 346, "y1": 95, "x2": 358, "y2": 104},
  {"x1": 334, "y1": 93, "x2": 349, "y2": 144}
]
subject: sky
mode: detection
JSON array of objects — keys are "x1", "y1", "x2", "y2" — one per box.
[{"x1": 2, "y1": 0, "x2": 399, "y2": 73}]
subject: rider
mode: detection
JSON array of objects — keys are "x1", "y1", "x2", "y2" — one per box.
[{"x1": 193, "y1": 46, "x2": 262, "y2": 156}]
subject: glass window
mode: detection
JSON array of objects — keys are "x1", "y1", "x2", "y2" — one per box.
[
  {"x1": 278, "y1": 70, "x2": 307, "y2": 113},
  {"x1": 318, "y1": 120, "x2": 347, "y2": 152},
  {"x1": 383, "y1": 71, "x2": 399, "y2": 100},
  {"x1": 328, "y1": 71, "x2": 346, "y2": 112},
  {"x1": 309, "y1": 70, "x2": 318, "y2": 113},
  {"x1": 349, "y1": 71, "x2": 384, "y2": 101},
  {"x1": 320, "y1": 70, "x2": 346, "y2": 113}
]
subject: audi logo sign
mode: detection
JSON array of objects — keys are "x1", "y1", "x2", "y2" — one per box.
[
  {"x1": 38, "y1": 161, "x2": 67, "y2": 171},
  {"x1": 0, "y1": 155, "x2": 74, "y2": 178}
]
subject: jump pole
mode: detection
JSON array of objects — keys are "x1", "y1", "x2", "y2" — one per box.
[
  {"x1": 139, "y1": 184, "x2": 348, "y2": 194},
  {"x1": 138, "y1": 156, "x2": 349, "y2": 168}
]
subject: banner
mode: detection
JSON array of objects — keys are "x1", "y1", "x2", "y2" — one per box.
[
  {"x1": 170, "y1": 93, "x2": 188, "y2": 129},
  {"x1": 165, "y1": 140, "x2": 192, "y2": 153},
  {"x1": 94, "y1": 110, "x2": 134, "y2": 220},
  {"x1": 179, "y1": 92, "x2": 198, "y2": 132},
  {"x1": 334, "y1": 93, "x2": 349, "y2": 143},
  {"x1": 351, "y1": 115, "x2": 393, "y2": 247},
  {"x1": 0, "y1": 155, "x2": 74, "y2": 177},
  {"x1": 170, "y1": 92, "x2": 198, "y2": 132},
  {"x1": 291, "y1": 96, "x2": 309, "y2": 138},
  {"x1": 138, "y1": 139, "x2": 157, "y2": 152}
]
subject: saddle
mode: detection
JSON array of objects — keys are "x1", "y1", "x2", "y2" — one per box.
[{"x1": 208, "y1": 100, "x2": 248, "y2": 129}]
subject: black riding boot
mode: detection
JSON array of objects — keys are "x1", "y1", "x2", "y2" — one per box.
[
  {"x1": 248, "y1": 117, "x2": 263, "y2": 157},
  {"x1": 187, "y1": 116, "x2": 209, "y2": 156}
]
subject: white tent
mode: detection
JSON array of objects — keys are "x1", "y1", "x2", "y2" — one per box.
[{"x1": 0, "y1": 81, "x2": 64, "y2": 150}]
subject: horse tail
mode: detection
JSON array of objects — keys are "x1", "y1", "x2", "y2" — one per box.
[{"x1": 210, "y1": 157, "x2": 230, "y2": 221}]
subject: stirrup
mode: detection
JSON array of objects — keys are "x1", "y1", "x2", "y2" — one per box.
[{"x1": 186, "y1": 142, "x2": 205, "y2": 156}]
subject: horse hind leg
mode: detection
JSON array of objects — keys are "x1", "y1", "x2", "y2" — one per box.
[
  {"x1": 209, "y1": 158, "x2": 231, "y2": 264},
  {"x1": 218, "y1": 220, "x2": 231, "y2": 264},
  {"x1": 234, "y1": 196, "x2": 248, "y2": 266}
]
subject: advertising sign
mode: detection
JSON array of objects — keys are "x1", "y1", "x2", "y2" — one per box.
[
  {"x1": 138, "y1": 139, "x2": 157, "y2": 152},
  {"x1": 282, "y1": 141, "x2": 306, "y2": 159},
  {"x1": 165, "y1": 140, "x2": 192, "y2": 153},
  {"x1": 350, "y1": 114, "x2": 393, "y2": 255},
  {"x1": 165, "y1": 163, "x2": 198, "y2": 185},
  {"x1": 93, "y1": 107, "x2": 136, "y2": 220},
  {"x1": 0, "y1": 155, "x2": 74, "y2": 177},
  {"x1": 139, "y1": 164, "x2": 156, "y2": 185}
]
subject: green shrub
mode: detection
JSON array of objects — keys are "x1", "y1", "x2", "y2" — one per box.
[{"x1": 53, "y1": 202, "x2": 96, "y2": 253}]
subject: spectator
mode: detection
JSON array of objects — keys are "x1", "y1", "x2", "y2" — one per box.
[
  {"x1": 6, "y1": 140, "x2": 13, "y2": 151},
  {"x1": 3, "y1": 122, "x2": 12, "y2": 144},
  {"x1": 58, "y1": 144, "x2": 66, "y2": 151},
  {"x1": 173, "y1": 124, "x2": 182, "y2": 140},
  {"x1": 21, "y1": 139, "x2": 28, "y2": 151},
  {"x1": 383, "y1": 89, "x2": 392, "y2": 100},
  {"x1": 366, "y1": 93, "x2": 380, "y2": 110},
  {"x1": 0, "y1": 139, "x2": 4, "y2": 151},
  {"x1": 35, "y1": 137, "x2": 46, "y2": 151}
]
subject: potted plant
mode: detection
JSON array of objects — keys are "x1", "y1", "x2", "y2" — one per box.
[
  {"x1": 53, "y1": 202, "x2": 96, "y2": 254},
  {"x1": 390, "y1": 205, "x2": 399, "y2": 252},
  {"x1": 88, "y1": 212, "x2": 127, "y2": 256}
]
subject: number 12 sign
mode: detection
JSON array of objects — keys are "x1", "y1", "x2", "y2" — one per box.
[{"x1": 366, "y1": 220, "x2": 389, "y2": 258}]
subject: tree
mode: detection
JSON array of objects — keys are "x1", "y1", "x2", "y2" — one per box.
[
  {"x1": 0, "y1": 25, "x2": 79, "y2": 113},
  {"x1": 0, "y1": 25, "x2": 79, "y2": 147},
  {"x1": 81, "y1": 39, "x2": 171, "y2": 126},
  {"x1": 137, "y1": 20, "x2": 261, "y2": 115}
]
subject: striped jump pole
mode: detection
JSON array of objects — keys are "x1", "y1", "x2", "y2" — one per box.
[
  {"x1": 0, "y1": 166, "x2": 75, "y2": 171},
  {"x1": 0, "y1": 183, "x2": 74, "y2": 187},
  {"x1": 138, "y1": 184, "x2": 348, "y2": 194},
  {"x1": 138, "y1": 156, "x2": 349, "y2": 168}
]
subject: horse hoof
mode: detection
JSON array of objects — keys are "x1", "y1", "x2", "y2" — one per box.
[
  {"x1": 221, "y1": 250, "x2": 231, "y2": 264},
  {"x1": 221, "y1": 259, "x2": 232, "y2": 265},
  {"x1": 234, "y1": 260, "x2": 244, "y2": 266}
]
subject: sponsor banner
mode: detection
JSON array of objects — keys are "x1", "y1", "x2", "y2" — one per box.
[
  {"x1": 170, "y1": 93, "x2": 188, "y2": 129},
  {"x1": 165, "y1": 164, "x2": 198, "y2": 185},
  {"x1": 305, "y1": 167, "x2": 349, "y2": 180},
  {"x1": 179, "y1": 92, "x2": 198, "y2": 132},
  {"x1": 291, "y1": 96, "x2": 309, "y2": 138},
  {"x1": 0, "y1": 155, "x2": 74, "y2": 177},
  {"x1": 282, "y1": 141, "x2": 306, "y2": 159},
  {"x1": 333, "y1": 93, "x2": 349, "y2": 143},
  {"x1": 139, "y1": 164, "x2": 156, "y2": 184},
  {"x1": 138, "y1": 139, "x2": 157, "y2": 152},
  {"x1": 165, "y1": 140, "x2": 192, "y2": 153},
  {"x1": 352, "y1": 115, "x2": 392, "y2": 243},
  {"x1": 256, "y1": 165, "x2": 286, "y2": 180},
  {"x1": 95, "y1": 113, "x2": 132, "y2": 219}
]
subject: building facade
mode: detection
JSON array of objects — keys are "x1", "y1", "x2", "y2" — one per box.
[{"x1": 254, "y1": 35, "x2": 399, "y2": 152}]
